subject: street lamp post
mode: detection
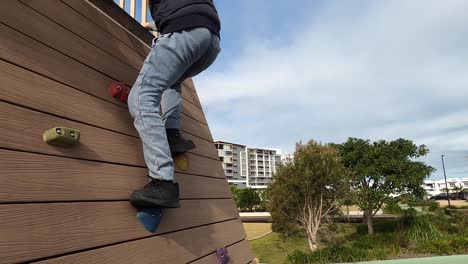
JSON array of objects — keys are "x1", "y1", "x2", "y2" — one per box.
[{"x1": 441, "y1": 155, "x2": 451, "y2": 206}]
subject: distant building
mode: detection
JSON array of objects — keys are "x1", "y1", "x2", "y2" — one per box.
[
  {"x1": 215, "y1": 140, "x2": 282, "y2": 189},
  {"x1": 423, "y1": 178, "x2": 468, "y2": 196},
  {"x1": 281, "y1": 154, "x2": 294, "y2": 162}
]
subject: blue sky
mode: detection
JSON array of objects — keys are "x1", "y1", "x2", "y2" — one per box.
[{"x1": 123, "y1": 0, "x2": 468, "y2": 180}]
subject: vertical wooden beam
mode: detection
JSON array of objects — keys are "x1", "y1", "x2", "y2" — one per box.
[
  {"x1": 141, "y1": 0, "x2": 148, "y2": 23},
  {"x1": 118, "y1": 0, "x2": 125, "y2": 9},
  {"x1": 129, "y1": 0, "x2": 136, "y2": 18}
]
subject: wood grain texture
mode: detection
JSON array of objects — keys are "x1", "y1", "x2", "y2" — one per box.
[
  {"x1": 61, "y1": 0, "x2": 199, "y2": 96},
  {"x1": 19, "y1": 0, "x2": 145, "y2": 70},
  {"x1": 0, "y1": 59, "x2": 216, "y2": 154},
  {"x1": 0, "y1": 23, "x2": 206, "y2": 123},
  {"x1": 0, "y1": 200, "x2": 239, "y2": 264},
  {"x1": 0, "y1": 25, "x2": 200, "y2": 127},
  {"x1": 0, "y1": 149, "x2": 230, "y2": 202},
  {"x1": 62, "y1": 0, "x2": 151, "y2": 56},
  {"x1": 69, "y1": 0, "x2": 200, "y2": 95},
  {"x1": 0, "y1": 22, "x2": 125, "y2": 108},
  {"x1": 32, "y1": 220, "x2": 247, "y2": 264},
  {"x1": 191, "y1": 240, "x2": 255, "y2": 264},
  {"x1": 0, "y1": 0, "x2": 139, "y2": 85},
  {"x1": 82, "y1": 0, "x2": 154, "y2": 48},
  {"x1": 183, "y1": 82, "x2": 203, "y2": 108},
  {"x1": 19, "y1": 0, "x2": 202, "y2": 107},
  {"x1": 0, "y1": 0, "x2": 254, "y2": 262},
  {"x1": 0, "y1": 102, "x2": 224, "y2": 177}
]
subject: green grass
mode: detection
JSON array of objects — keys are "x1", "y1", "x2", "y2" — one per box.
[
  {"x1": 250, "y1": 232, "x2": 309, "y2": 264},
  {"x1": 243, "y1": 223, "x2": 272, "y2": 240},
  {"x1": 287, "y1": 232, "x2": 399, "y2": 264},
  {"x1": 284, "y1": 212, "x2": 468, "y2": 264}
]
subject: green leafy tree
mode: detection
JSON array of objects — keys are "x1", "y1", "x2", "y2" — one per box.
[
  {"x1": 268, "y1": 140, "x2": 350, "y2": 251},
  {"x1": 338, "y1": 138, "x2": 435, "y2": 234},
  {"x1": 238, "y1": 188, "x2": 261, "y2": 212},
  {"x1": 256, "y1": 189, "x2": 268, "y2": 212},
  {"x1": 452, "y1": 186, "x2": 464, "y2": 199},
  {"x1": 230, "y1": 185, "x2": 241, "y2": 209}
]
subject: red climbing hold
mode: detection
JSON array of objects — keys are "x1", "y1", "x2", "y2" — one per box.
[
  {"x1": 119, "y1": 86, "x2": 130, "y2": 103},
  {"x1": 109, "y1": 82, "x2": 129, "y2": 103}
]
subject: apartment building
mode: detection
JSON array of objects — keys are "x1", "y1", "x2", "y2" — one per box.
[
  {"x1": 215, "y1": 140, "x2": 282, "y2": 189},
  {"x1": 423, "y1": 178, "x2": 468, "y2": 196}
]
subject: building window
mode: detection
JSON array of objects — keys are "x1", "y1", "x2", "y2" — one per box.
[
  {"x1": 449, "y1": 183, "x2": 455, "y2": 187},
  {"x1": 219, "y1": 157, "x2": 224, "y2": 162}
]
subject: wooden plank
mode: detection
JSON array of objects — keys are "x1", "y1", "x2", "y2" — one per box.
[
  {"x1": 191, "y1": 240, "x2": 255, "y2": 264},
  {"x1": 0, "y1": 149, "x2": 231, "y2": 203},
  {"x1": 32, "y1": 220, "x2": 246, "y2": 264},
  {"x1": 0, "y1": 102, "x2": 225, "y2": 178},
  {"x1": 183, "y1": 95, "x2": 208, "y2": 124},
  {"x1": 0, "y1": 59, "x2": 215, "y2": 151},
  {"x1": 82, "y1": 0, "x2": 154, "y2": 47},
  {"x1": 0, "y1": 200, "x2": 239, "y2": 264},
  {"x1": 183, "y1": 82, "x2": 203, "y2": 108},
  {"x1": 0, "y1": 23, "x2": 206, "y2": 122},
  {"x1": 60, "y1": 0, "x2": 199, "y2": 95},
  {"x1": 184, "y1": 78, "x2": 199, "y2": 93},
  {"x1": 20, "y1": 0, "x2": 145, "y2": 70},
  {"x1": 0, "y1": 0, "x2": 139, "y2": 85},
  {"x1": 0, "y1": 59, "x2": 137, "y2": 137},
  {"x1": 0, "y1": 22, "x2": 126, "y2": 108}
]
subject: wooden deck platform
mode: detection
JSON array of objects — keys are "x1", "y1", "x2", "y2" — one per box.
[{"x1": 0, "y1": 0, "x2": 254, "y2": 263}]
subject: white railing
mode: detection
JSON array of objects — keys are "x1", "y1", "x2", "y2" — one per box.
[{"x1": 116, "y1": 0, "x2": 157, "y2": 36}]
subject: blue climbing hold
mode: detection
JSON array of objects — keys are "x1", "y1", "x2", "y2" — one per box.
[{"x1": 136, "y1": 207, "x2": 163, "y2": 233}]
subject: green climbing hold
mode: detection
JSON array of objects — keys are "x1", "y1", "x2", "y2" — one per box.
[{"x1": 43, "y1": 127, "x2": 80, "y2": 148}]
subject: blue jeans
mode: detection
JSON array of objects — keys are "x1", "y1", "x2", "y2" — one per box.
[{"x1": 128, "y1": 28, "x2": 220, "y2": 181}]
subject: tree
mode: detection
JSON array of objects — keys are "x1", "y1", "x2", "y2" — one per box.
[
  {"x1": 267, "y1": 140, "x2": 350, "y2": 251},
  {"x1": 230, "y1": 185, "x2": 241, "y2": 209},
  {"x1": 452, "y1": 186, "x2": 464, "y2": 199},
  {"x1": 338, "y1": 138, "x2": 434, "y2": 234},
  {"x1": 256, "y1": 189, "x2": 268, "y2": 212},
  {"x1": 238, "y1": 188, "x2": 261, "y2": 212}
]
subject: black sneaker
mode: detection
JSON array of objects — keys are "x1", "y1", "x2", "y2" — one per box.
[
  {"x1": 167, "y1": 132, "x2": 196, "y2": 154},
  {"x1": 130, "y1": 179, "x2": 180, "y2": 208}
]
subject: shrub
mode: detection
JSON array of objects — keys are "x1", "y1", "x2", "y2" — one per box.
[
  {"x1": 400, "y1": 214, "x2": 442, "y2": 241},
  {"x1": 286, "y1": 233, "x2": 395, "y2": 264},
  {"x1": 415, "y1": 234, "x2": 468, "y2": 255},
  {"x1": 408, "y1": 200, "x2": 438, "y2": 207},
  {"x1": 286, "y1": 250, "x2": 315, "y2": 264},
  {"x1": 383, "y1": 200, "x2": 404, "y2": 215},
  {"x1": 355, "y1": 220, "x2": 399, "y2": 235}
]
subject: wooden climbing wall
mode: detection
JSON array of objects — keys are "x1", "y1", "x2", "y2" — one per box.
[{"x1": 0, "y1": 0, "x2": 255, "y2": 263}]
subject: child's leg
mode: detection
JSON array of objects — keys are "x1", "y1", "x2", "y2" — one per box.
[{"x1": 128, "y1": 28, "x2": 215, "y2": 182}]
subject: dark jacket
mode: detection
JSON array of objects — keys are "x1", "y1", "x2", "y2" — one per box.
[{"x1": 149, "y1": 0, "x2": 220, "y2": 36}]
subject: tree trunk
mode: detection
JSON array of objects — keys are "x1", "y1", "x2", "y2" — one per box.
[
  {"x1": 307, "y1": 231, "x2": 318, "y2": 251},
  {"x1": 366, "y1": 210, "x2": 374, "y2": 234}
]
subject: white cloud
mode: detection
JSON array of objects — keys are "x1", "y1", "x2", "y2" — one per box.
[{"x1": 195, "y1": 0, "x2": 468, "y2": 179}]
